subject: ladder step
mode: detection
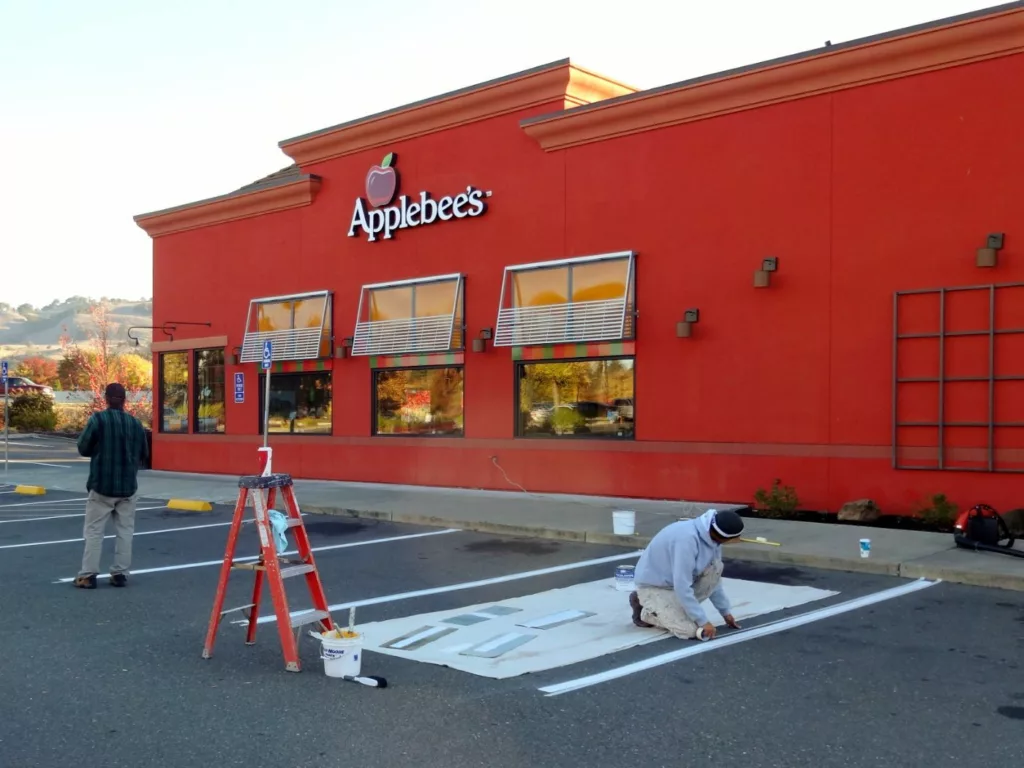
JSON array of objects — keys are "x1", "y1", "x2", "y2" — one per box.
[
  {"x1": 280, "y1": 564, "x2": 316, "y2": 579},
  {"x1": 220, "y1": 602, "x2": 256, "y2": 617},
  {"x1": 289, "y1": 609, "x2": 331, "y2": 629},
  {"x1": 284, "y1": 518, "x2": 304, "y2": 528}
]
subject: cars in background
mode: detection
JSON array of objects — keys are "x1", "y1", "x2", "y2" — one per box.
[{"x1": 1, "y1": 376, "x2": 55, "y2": 399}]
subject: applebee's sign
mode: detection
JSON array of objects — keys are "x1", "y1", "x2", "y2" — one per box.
[{"x1": 347, "y1": 153, "x2": 491, "y2": 242}]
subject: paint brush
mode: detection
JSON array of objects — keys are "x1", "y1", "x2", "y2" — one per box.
[{"x1": 740, "y1": 536, "x2": 781, "y2": 546}]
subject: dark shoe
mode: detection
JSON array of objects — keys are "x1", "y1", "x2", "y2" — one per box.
[
  {"x1": 75, "y1": 575, "x2": 97, "y2": 589},
  {"x1": 110, "y1": 573, "x2": 127, "y2": 588},
  {"x1": 630, "y1": 591, "x2": 653, "y2": 628}
]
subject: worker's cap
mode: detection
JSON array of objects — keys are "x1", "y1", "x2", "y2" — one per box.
[
  {"x1": 710, "y1": 509, "x2": 745, "y2": 539},
  {"x1": 105, "y1": 382, "x2": 126, "y2": 400}
]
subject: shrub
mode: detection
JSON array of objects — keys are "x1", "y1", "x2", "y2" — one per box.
[
  {"x1": 754, "y1": 478, "x2": 800, "y2": 518},
  {"x1": 915, "y1": 493, "x2": 958, "y2": 529},
  {"x1": 10, "y1": 393, "x2": 57, "y2": 432},
  {"x1": 55, "y1": 405, "x2": 91, "y2": 434}
]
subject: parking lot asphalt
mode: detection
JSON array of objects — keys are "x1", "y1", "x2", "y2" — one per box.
[{"x1": 1, "y1": 487, "x2": 1022, "y2": 768}]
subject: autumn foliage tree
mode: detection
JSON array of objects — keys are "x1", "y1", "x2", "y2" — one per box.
[
  {"x1": 58, "y1": 302, "x2": 153, "y2": 426},
  {"x1": 14, "y1": 357, "x2": 60, "y2": 388}
]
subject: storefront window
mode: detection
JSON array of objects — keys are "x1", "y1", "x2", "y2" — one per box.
[
  {"x1": 159, "y1": 351, "x2": 189, "y2": 433},
  {"x1": 517, "y1": 358, "x2": 635, "y2": 439},
  {"x1": 258, "y1": 373, "x2": 332, "y2": 435},
  {"x1": 373, "y1": 367, "x2": 464, "y2": 436},
  {"x1": 194, "y1": 348, "x2": 225, "y2": 434}
]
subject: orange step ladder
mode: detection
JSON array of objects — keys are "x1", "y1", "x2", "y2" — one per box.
[{"x1": 202, "y1": 472, "x2": 335, "y2": 672}]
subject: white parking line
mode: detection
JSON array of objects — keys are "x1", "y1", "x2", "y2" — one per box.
[
  {"x1": 243, "y1": 551, "x2": 644, "y2": 626},
  {"x1": 0, "y1": 505, "x2": 168, "y2": 525},
  {"x1": 537, "y1": 578, "x2": 941, "y2": 696},
  {"x1": 4, "y1": 512, "x2": 228, "y2": 550},
  {"x1": 55, "y1": 528, "x2": 461, "y2": 582},
  {"x1": 0, "y1": 498, "x2": 89, "y2": 509}
]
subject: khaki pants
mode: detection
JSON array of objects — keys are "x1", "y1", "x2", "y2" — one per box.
[
  {"x1": 637, "y1": 559, "x2": 724, "y2": 639},
  {"x1": 79, "y1": 491, "x2": 138, "y2": 577}
]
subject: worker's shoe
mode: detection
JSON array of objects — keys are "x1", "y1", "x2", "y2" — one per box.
[
  {"x1": 629, "y1": 591, "x2": 653, "y2": 628},
  {"x1": 74, "y1": 574, "x2": 97, "y2": 589},
  {"x1": 110, "y1": 573, "x2": 127, "y2": 588}
]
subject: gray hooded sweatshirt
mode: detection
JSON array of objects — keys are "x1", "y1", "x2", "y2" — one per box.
[{"x1": 633, "y1": 509, "x2": 732, "y2": 625}]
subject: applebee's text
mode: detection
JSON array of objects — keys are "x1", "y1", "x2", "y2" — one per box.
[{"x1": 348, "y1": 187, "x2": 489, "y2": 242}]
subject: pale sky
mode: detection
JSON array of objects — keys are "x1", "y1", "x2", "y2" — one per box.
[{"x1": 0, "y1": 0, "x2": 999, "y2": 307}]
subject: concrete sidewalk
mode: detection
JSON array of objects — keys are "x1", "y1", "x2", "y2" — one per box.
[{"x1": 5, "y1": 462, "x2": 1022, "y2": 591}]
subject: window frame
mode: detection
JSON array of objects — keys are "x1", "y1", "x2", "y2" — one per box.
[
  {"x1": 192, "y1": 347, "x2": 226, "y2": 435},
  {"x1": 370, "y1": 364, "x2": 466, "y2": 438},
  {"x1": 158, "y1": 350, "x2": 190, "y2": 434},
  {"x1": 352, "y1": 273, "x2": 465, "y2": 357},
  {"x1": 494, "y1": 251, "x2": 636, "y2": 348},
  {"x1": 239, "y1": 289, "x2": 333, "y2": 364},
  {"x1": 257, "y1": 371, "x2": 334, "y2": 437},
  {"x1": 512, "y1": 355, "x2": 636, "y2": 441}
]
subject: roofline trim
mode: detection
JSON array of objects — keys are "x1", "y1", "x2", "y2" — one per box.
[
  {"x1": 276, "y1": 60, "x2": 637, "y2": 167},
  {"x1": 520, "y1": 2, "x2": 1024, "y2": 150},
  {"x1": 133, "y1": 174, "x2": 321, "y2": 238}
]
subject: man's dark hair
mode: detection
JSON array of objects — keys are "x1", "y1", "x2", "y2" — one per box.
[{"x1": 105, "y1": 382, "x2": 127, "y2": 411}]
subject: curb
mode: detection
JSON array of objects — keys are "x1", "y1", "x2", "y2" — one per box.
[{"x1": 304, "y1": 505, "x2": 1024, "y2": 592}]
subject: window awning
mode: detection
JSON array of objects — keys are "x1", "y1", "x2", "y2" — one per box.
[
  {"x1": 493, "y1": 251, "x2": 635, "y2": 347},
  {"x1": 239, "y1": 290, "x2": 332, "y2": 362},
  {"x1": 351, "y1": 274, "x2": 464, "y2": 356}
]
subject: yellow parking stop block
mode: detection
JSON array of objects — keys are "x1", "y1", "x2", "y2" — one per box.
[
  {"x1": 14, "y1": 485, "x2": 46, "y2": 496},
  {"x1": 167, "y1": 499, "x2": 213, "y2": 512}
]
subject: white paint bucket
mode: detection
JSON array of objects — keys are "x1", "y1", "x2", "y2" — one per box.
[
  {"x1": 318, "y1": 631, "x2": 362, "y2": 678},
  {"x1": 612, "y1": 510, "x2": 636, "y2": 536}
]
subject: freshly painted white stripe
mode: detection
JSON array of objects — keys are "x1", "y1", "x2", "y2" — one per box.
[
  {"x1": 5, "y1": 516, "x2": 237, "y2": 550},
  {"x1": 473, "y1": 632, "x2": 528, "y2": 654},
  {"x1": 538, "y1": 578, "x2": 940, "y2": 696},
  {"x1": 244, "y1": 551, "x2": 644, "y2": 626},
  {"x1": 57, "y1": 528, "x2": 460, "y2": 583},
  {"x1": 23, "y1": 462, "x2": 72, "y2": 469}
]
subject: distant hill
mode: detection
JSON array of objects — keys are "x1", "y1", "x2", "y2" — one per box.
[{"x1": 0, "y1": 297, "x2": 153, "y2": 362}]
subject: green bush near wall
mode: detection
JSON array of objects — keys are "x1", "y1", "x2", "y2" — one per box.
[{"x1": 10, "y1": 393, "x2": 58, "y2": 432}]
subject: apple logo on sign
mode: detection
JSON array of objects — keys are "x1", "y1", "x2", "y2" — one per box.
[{"x1": 365, "y1": 152, "x2": 398, "y2": 208}]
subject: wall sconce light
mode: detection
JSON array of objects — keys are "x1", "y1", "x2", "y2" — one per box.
[
  {"x1": 472, "y1": 327, "x2": 493, "y2": 353},
  {"x1": 335, "y1": 337, "x2": 354, "y2": 358},
  {"x1": 754, "y1": 257, "x2": 778, "y2": 288},
  {"x1": 231, "y1": 346, "x2": 242, "y2": 365},
  {"x1": 676, "y1": 309, "x2": 700, "y2": 338},
  {"x1": 976, "y1": 233, "x2": 1004, "y2": 268}
]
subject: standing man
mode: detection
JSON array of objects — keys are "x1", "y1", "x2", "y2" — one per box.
[
  {"x1": 629, "y1": 508, "x2": 746, "y2": 640},
  {"x1": 74, "y1": 383, "x2": 149, "y2": 589}
]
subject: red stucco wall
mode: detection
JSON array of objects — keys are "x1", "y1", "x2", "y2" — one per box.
[{"x1": 151, "y1": 55, "x2": 1024, "y2": 514}]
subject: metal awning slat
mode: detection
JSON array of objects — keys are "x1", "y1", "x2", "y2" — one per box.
[
  {"x1": 351, "y1": 315, "x2": 456, "y2": 356},
  {"x1": 493, "y1": 298, "x2": 628, "y2": 347}
]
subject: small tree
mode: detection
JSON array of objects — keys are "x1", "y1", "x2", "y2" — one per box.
[
  {"x1": 58, "y1": 302, "x2": 150, "y2": 426},
  {"x1": 754, "y1": 479, "x2": 800, "y2": 519}
]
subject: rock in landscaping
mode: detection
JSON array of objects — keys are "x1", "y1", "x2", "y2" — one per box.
[{"x1": 838, "y1": 499, "x2": 881, "y2": 523}]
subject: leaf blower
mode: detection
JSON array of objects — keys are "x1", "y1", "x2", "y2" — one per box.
[{"x1": 953, "y1": 504, "x2": 1024, "y2": 558}]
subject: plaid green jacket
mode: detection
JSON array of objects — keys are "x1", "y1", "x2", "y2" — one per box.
[{"x1": 76, "y1": 408, "x2": 149, "y2": 498}]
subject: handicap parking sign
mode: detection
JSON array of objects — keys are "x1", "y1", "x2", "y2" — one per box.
[
  {"x1": 234, "y1": 372, "x2": 245, "y2": 404},
  {"x1": 1, "y1": 361, "x2": 6, "y2": 385},
  {"x1": 262, "y1": 340, "x2": 272, "y2": 370}
]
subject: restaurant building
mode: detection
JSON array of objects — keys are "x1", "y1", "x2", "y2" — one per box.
[{"x1": 135, "y1": 3, "x2": 1024, "y2": 514}]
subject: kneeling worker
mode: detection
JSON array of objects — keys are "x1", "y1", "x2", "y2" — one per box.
[{"x1": 630, "y1": 508, "x2": 746, "y2": 640}]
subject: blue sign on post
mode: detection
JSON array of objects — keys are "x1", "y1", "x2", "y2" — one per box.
[
  {"x1": 262, "y1": 340, "x2": 272, "y2": 370},
  {"x1": 234, "y1": 372, "x2": 245, "y2": 404},
  {"x1": 1, "y1": 361, "x2": 6, "y2": 384}
]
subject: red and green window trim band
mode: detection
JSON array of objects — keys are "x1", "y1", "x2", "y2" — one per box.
[
  {"x1": 369, "y1": 352, "x2": 465, "y2": 369},
  {"x1": 511, "y1": 341, "x2": 636, "y2": 361},
  {"x1": 268, "y1": 359, "x2": 334, "y2": 373}
]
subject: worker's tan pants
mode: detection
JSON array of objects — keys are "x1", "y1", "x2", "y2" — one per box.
[
  {"x1": 637, "y1": 559, "x2": 724, "y2": 639},
  {"x1": 79, "y1": 491, "x2": 138, "y2": 577}
]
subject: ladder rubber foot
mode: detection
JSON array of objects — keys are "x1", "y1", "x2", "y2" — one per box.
[{"x1": 285, "y1": 662, "x2": 301, "y2": 673}]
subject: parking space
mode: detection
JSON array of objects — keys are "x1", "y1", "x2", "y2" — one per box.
[{"x1": 0, "y1": 490, "x2": 1021, "y2": 767}]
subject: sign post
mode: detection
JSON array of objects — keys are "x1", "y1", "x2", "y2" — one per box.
[
  {"x1": 261, "y1": 341, "x2": 272, "y2": 449},
  {"x1": 2, "y1": 360, "x2": 8, "y2": 476}
]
